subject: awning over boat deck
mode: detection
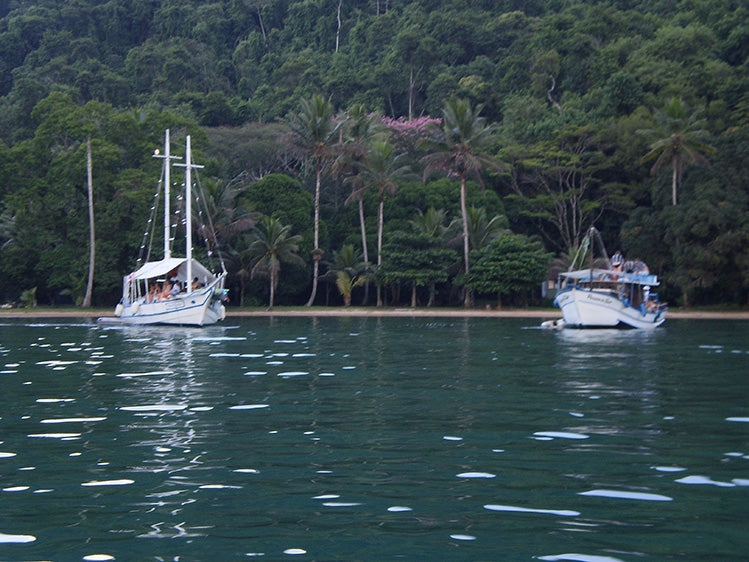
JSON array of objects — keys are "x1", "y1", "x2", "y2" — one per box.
[
  {"x1": 126, "y1": 258, "x2": 216, "y2": 282},
  {"x1": 560, "y1": 268, "x2": 659, "y2": 285}
]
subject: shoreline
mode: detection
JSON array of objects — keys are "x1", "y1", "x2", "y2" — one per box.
[{"x1": 0, "y1": 308, "x2": 748, "y2": 320}]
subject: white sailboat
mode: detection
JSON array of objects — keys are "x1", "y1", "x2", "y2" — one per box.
[
  {"x1": 112, "y1": 131, "x2": 227, "y2": 326},
  {"x1": 552, "y1": 227, "x2": 667, "y2": 329}
]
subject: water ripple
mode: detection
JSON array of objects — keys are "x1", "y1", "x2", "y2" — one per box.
[
  {"x1": 0, "y1": 532, "x2": 36, "y2": 543},
  {"x1": 675, "y1": 475, "x2": 736, "y2": 487},
  {"x1": 539, "y1": 555, "x2": 625, "y2": 562},
  {"x1": 484, "y1": 504, "x2": 580, "y2": 517},
  {"x1": 457, "y1": 472, "x2": 496, "y2": 478},
  {"x1": 81, "y1": 479, "x2": 135, "y2": 487},
  {"x1": 579, "y1": 489, "x2": 672, "y2": 501}
]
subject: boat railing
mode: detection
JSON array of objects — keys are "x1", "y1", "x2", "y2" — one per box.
[
  {"x1": 559, "y1": 269, "x2": 658, "y2": 285},
  {"x1": 619, "y1": 272, "x2": 658, "y2": 285}
]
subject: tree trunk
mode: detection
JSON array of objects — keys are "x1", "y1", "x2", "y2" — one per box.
[
  {"x1": 411, "y1": 282, "x2": 417, "y2": 307},
  {"x1": 269, "y1": 270, "x2": 275, "y2": 310},
  {"x1": 82, "y1": 136, "x2": 95, "y2": 308},
  {"x1": 358, "y1": 197, "x2": 370, "y2": 305},
  {"x1": 376, "y1": 197, "x2": 384, "y2": 266},
  {"x1": 376, "y1": 196, "x2": 384, "y2": 307},
  {"x1": 460, "y1": 176, "x2": 471, "y2": 307},
  {"x1": 256, "y1": 5, "x2": 266, "y2": 41},
  {"x1": 306, "y1": 165, "x2": 322, "y2": 306},
  {"x1": 335, "y1": 0, "x2": 342, "y2": 53},
  {"x1": 308, "y1": 258, "x2": 320, "y2": 306},
  {"x1": 358, "y1": 198, "x2": 369, "y2": 264},
  {"x1": 362, "y1": 281, "x2": 370, "y2": 305},
  {"x1": 547, "y1": 74, "x2": 562, "y2": 115},
  {"x1": 671, "y1": 155, "x2": 678, "y2": 205},
  {"x1": 408, "y1": 67, "x2": 414, "y2": 121}
]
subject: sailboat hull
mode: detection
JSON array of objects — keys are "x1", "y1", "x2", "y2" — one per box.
[{"x1": 116, "y1": 284, "x2": 226, "y2": 327}]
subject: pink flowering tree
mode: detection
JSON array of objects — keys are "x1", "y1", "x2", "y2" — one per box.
[{"x1": 381, "y1": 115, "x2": 442, "y2": 158}]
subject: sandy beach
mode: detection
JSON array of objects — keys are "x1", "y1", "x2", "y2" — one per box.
[{"x1": 0, "y1": 307, "x2": 747, "y2": 320}]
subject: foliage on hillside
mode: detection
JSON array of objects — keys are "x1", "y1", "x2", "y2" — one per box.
[{"x1": 0, "y1": 0, "x2": 747, "y2": 308}]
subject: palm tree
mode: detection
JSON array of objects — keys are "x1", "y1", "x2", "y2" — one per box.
[
  {"x1": 323, "y1": 243, "x2": 364, "y2": 279},
  {"x1": 336, "y1": 270, "x2": 366, "y2": 307},
  {"x1": 191, "y1": 176, "x2": 257, "y2": 303},
  {"x1": 286, "y1": 94, "x2": 345, "y2": 306},
  {"x1": 324, "y1": 244, "x2": 368, "y2": 307},
  {"x1": 223, "y1": 239, "x2": 253, "y2": 307},
  {"x1": 359, "y1": 139, "x2": 415, "y2": 306},
  {"x1": 409, "y1": 208, "x2": 459, "y2": 307},
  {"x1": 465, "y1": 207, "x2": 509, "y2": 251},
  {"x1": 337, "y1": 104, "x2": 385, "y2": 268},
  {"x1": 421, "y1": 98, "x2": 504, "y2": 306},
  {"x1": 247, "y1": 215, "x2": 305, "y2": 310},
  {"x1": 410, "y1": 207, "x2": 452, "y2": 239},
  {"x1": 336, "y1": 105, "x2": 385, "y2": 304},
  {"x1": 0, "y1": 211, "x2": 18, "y2": 250},
  {"x1": 195, "y1": 176, "x2": 257, "y2": 257},
  {"x1": 638, "y1": 97, "x2": 716, "y2": 206}
]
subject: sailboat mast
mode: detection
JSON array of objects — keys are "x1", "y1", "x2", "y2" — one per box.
[
  {"x1": 164, "y1": 129, "x2": 171, "y2": 259},
  {"x1": 185, "y1": 135, "x2": 193, "y2": 288},
  {"x1": 153, "y1": 130, "x2": 180, "y2": 260},
  {"x1": 174, "y1": 134, "x2": 202, "y2": 290}
]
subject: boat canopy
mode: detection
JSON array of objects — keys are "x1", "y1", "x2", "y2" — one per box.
[
  {"x1": 560, "y1": 268, "x2": 659, "y2": 286},
  {"x1": 127, "y1": 258, "x2": 216, "y2": 283}
]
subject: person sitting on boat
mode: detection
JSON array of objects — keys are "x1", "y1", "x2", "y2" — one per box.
[
  {"x1": 191, "y1": 277, "x2": 203, "y2": 291},
  {"x1": 161, "y1": 280, "x2": 173, "y2": 300},
  {"x1": 170, "y1": 280, "x2": 181, "y2": 297},
  {"x1": 611, "y1": 251, "x2": 624, "y2": 272},
  {"x1": 146, "y1": 284, "x2": 158, "y2": 303},
  {"x1": 633, "y1": 259, "x2": 649, "y2": 275},
  {"x1": 643, "y1": 285, "x2": 658, "y2": 312},
  {"x1": 151, "y1": 282, "x2": 163, "y2": 301}
]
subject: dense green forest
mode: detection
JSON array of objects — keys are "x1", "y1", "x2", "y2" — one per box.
[{"x1": 0, "y1": 0, "x2": 747, "y2": 309}]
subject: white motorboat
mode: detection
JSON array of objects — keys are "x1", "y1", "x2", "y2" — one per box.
[
  {"x1": 112, "y1": 131, "x2": 227, "y2": 326},
  {"x1": 553, "y1": 228, "x2": 667, "y2": 329}
]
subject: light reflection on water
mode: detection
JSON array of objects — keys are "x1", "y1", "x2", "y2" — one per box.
[{"x1": 0, "y1": 317, "x2": 747, "y2": 560}]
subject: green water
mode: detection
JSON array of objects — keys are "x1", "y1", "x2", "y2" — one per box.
[{"x1": 0, "y1": 317, "x2": 747, "y2": 561}]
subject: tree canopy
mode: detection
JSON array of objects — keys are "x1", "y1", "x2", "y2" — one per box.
[{"x1": 0, "y1": 0, "x2": 747, "y2": 308}]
